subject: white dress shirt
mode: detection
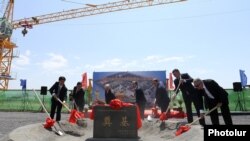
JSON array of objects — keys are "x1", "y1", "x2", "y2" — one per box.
[{"x1": 203, "y1": 85, "x2": 215, "y2": 99}]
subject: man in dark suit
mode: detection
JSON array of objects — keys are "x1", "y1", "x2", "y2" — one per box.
[
  {"x1": 153, "y1": 78, "x2": 170, "y2": 114},
  {"x1": 193, "y1": 78, "x2": 233, "y2": 125},
  {"x1": 49, "y1": 76, "x2": 68, "y2": 122},
  {"x1": 104, "y1": 84, "x2": 116, "y2": 104},
  {"x1": 172, "y1": 69, "x2": 205, "y2": 125},
  {"x1": 72, "y1": 82, "x2": 85, "y2": 112},
  {"x1": 132, "y1": 81, "x2": 147, "y2": 120}
]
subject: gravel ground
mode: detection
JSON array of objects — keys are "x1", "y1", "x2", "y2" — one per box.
[
  {"x1": 0, "y1": 112, "x2": 250, "y2": 140},
  {"x1": 0, "y1": 112, "x2": 69, "y2": 140}
]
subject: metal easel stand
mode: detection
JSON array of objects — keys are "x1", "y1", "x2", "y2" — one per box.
[
  {"x1": 39, "y1": 94, "x2": 46, "y2": 112},
  {"x1": 235, "y1": 91, "x2": 244, "y2": 111}
]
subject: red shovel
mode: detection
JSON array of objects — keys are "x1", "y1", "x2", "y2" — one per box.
[
  {"x1": 33, "y1": 90, "x2": 63, "y2": 135},
  {"x1": 175, "y1": 105, "x2": 220, "y2": 136},
  {"x1": 53, "y1": 95, "x2": 84, "y2": 124}
]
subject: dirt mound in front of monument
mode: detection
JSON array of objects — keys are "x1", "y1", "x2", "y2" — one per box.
[
  {"x1": 139, "y1": 118, "x2": 203, "y2": 141},
  {"x1": 2, "y1": 118, "x2": 203, "y2": 141}
]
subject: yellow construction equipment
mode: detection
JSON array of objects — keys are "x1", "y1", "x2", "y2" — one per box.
[
  {"x1": 0, "y1": 0, "x2": 187, "y2": 90},
  {"x1": 0, "y1": 0, "x2": 15, "y2": 90}
]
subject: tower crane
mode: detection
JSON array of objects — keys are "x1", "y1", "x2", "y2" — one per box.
[
  {"x1": 0, "y1": 0, "x2": 15, "y2": 90},
  {"x1": 0, "y1": 0, "x2": 187, "y2": 90}
]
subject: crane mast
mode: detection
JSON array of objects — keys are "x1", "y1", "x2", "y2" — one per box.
[
  {"x1": 0, "y1": 0, "x2": 186, "y2": 90},
  {"x1": 0, "y1": 0, "x2": 16, "y2": 90},
  {"x1": 3, "y1": 0, "x2": 14, "y2": 22}
]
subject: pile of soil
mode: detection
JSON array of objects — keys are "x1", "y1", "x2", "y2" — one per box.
[{"x1": 1, "y1": 118, "x2": 203, "y2": 141}]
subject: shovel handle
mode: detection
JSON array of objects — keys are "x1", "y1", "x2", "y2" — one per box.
[
  {"x1": 33, "y1": 90, "x2": 64, "y2": 136},
  {"x1": 53, "y1": 95, "x2": 71, "y2": 112},
  {"x1": 73, "y1": 100, "x2": 80, "y2": 111},
  {"x1": 33, "y1": 89, "x2": 50, "y2": 117},
  {"x1": 187, "y1": 105, "x2": 220, "y2": 126},
  {"x1": 175, "y1": 79, "x2": 182, "y2": 94},
  {"x1": 166, "y1": 80, "x2": 182, "y2": 113}
]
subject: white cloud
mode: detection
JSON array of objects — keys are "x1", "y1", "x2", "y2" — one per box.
[
  {"x1": 85, "y1": 58, "x2": 122, "y2": 70},
  {"x1": 41, "y1": 53, "x2": 68, "y2": 71},
  {"x1": 14, "y1": 50, "x2": 31, "y2": 68},
  {"x1": 25, "y1": 50, "x2": 31, "y2": 56},
  {"x1": 121, "y1": 60, "x2": 138, "y2": 69},
  {"x1": 107, "y1": 58, "x2": 122, "y2": 66},
  {"x1": 16, "y1": 55, "x2": 30, "y2": 66},
  {"x1": 84, "y1": 55, "x2": 194, "y2": 72},
  {"x1": 144, "y1": 55, "x2": 161, "y2": 62},
  {"x1": 144, "y1": 55, "x2": 186, "y2": 63}
]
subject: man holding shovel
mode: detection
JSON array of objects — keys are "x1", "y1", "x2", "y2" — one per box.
[
  {"x1": 152, "y1": 78, "x2": 170, "y2": 114},
  {"x1": 72, "y1": 82, "x2": 85, "y2": 112},
  {"x1": 172, "y1": 69, "x2": 205, "y2": 126},
  {"x1": 193, "y1": 78, "x2": 233, "y2": 125},
  {"x1": 49, "y1": 76, "x2": 68, "y2": 122}
]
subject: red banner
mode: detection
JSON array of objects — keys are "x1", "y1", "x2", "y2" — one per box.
[
  {"x1": 82, "y1": 72, "x2": 87, "y2": 89},
  {"x1": 168, "y1": 73, "x2": 175, "y2": 90}
]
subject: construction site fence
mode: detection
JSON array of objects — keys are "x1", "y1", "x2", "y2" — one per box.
[{"x1": 0, "y1": 88, "x2": 249, "y2": 112}]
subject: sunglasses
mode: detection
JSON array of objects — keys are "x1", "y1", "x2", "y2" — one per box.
[{"x1": 194, "y1": 83, "x2": 202, "y2": 88}]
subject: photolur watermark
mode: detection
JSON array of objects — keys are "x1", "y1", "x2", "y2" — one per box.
[
  {"x1": 208, "y1": 129, "x2": 247, "y2": 136},
  {"x1": 204, "y1": 125, "x2": 250, "y2": 141}
]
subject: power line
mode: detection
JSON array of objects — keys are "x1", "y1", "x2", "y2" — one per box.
[{"x1": 61, "y1": 0, "x2": 85, "y2": 5}]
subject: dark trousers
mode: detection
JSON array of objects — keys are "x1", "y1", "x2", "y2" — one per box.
[
  {"x1": 137, "y1": 102, "x2": 146, "y2": 120},
  {"x1": 158, "y1": 101, "x2": 169, "y2": 114},
  {"x1": 74, "y1": 101, "x2": 84, "y2": 112},
  {"x1": 50, "y1": 98, "x2": 63, "y2": 121},
  {"x1": 208, "y1": 101, "x2": 233, "y2": 125},
  {"x1": 183, "y1": 93, "x2": 205, "y2": 126}
]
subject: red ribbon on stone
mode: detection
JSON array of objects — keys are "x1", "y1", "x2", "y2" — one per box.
[
  {"x1": 109, "y1": 99, "x2": 123, "y2": 110},
  {"x1": 90, "y1": 99, "x2": 142, "y2": 129},
  {"x1": 135, "y1": 104, "x2": 142, "y2": 129},
  {"x1": 110, "y1": 99, "x2": 142, "y2": 129}
]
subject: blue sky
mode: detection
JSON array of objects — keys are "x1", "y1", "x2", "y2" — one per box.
[{"x1": 4, "y1": 0, "x2": 250, "y2": 89}]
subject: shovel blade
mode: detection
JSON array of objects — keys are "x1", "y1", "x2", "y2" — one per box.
[
  {"x1": 56, "y1": 130, "x2": 63, "y2": 136},
  {"x1": 147, "y1": 115, "x2": 153, "y2": 122},
  {"x1": 54, "y1": 125, "x2": 64, "y2": 136}
]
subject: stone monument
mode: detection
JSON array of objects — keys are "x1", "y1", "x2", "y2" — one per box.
[{"x1": 86, "y1": 105, "x2": 141, "y2": 141}]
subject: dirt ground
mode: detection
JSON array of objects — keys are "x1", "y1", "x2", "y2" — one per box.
[{"x1": 0, "y1": 112, "x2": 250, "y2": 141}]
